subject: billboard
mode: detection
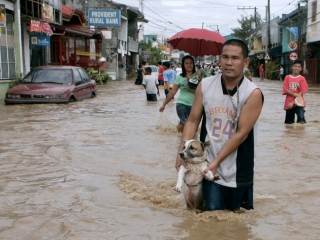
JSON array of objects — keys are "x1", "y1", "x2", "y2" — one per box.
[{"x1": 88, "y1": 10, "x2": 121, "y2": 27}]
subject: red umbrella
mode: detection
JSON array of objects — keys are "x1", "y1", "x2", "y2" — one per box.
[{"x1": 167, "y1": 28, "x2": 226, "y2": 57}]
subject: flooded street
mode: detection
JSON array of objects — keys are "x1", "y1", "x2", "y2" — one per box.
[{"x1": 0, "y1": 78, "x2": 319, "y2": 240}]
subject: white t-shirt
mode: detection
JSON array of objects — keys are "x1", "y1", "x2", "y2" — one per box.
[
  {"x1": 280, "y1": 68, "x2": 284, "y2": 75},
  {"x1": 176, "y1": 67, "x2": 182, "y2": 76},
  {"x1": 142, "y1": 75, "x2": 159, "y2": 94}
]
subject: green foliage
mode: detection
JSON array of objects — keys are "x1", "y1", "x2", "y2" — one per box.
[
  {"x1": 265, "y1": 61, "x2": 280, "y2": 80},
  {"x1": 232, "y1": 12, "x2": 263, "y2": 42},
  {"x1": 244, "y1": 69, "x2": 250, "y2": 77},
  {"x1": 138, "y1": 40, "x2": 162, "y2": 64},
  {"x1": 127, "y1": 71, "x2": 136, "y2": 80},
  {"x1": 244, "y1": 69, "x2": 252, "y2": 81},
  {"x1": 85, "y1": 68, "x2": 109, "y2": 84},
  {"x1": 149, "y1": 47, "x2": 162, "y2": 65}
]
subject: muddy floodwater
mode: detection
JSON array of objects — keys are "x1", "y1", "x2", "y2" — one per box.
[{"x1": 0, "y1": 78, "x2": 319, "y2": 240}]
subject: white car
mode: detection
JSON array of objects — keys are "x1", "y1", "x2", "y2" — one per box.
[{"x1": 146, "y1": 65, "x2": 159, "y2": 79}]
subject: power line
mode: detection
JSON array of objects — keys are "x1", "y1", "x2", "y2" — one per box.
[{"x1": 136, "y1": 0, "x2": 184, "y2": 30}]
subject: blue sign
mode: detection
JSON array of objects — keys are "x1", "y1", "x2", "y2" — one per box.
[
  {"x1": 88, "y1": 9, "x2": 121, "y2": 27},
  {"x1": 286, "y1": 27, "x2": 299, "y2": 36},
  {"x1": 30, "y1": 36, "x2": 50, "y2": 46}
]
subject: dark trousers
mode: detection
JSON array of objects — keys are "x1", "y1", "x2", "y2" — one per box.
[
  {"x1": 285, "y1": 106, "x2": 306, "y2": 124},
  {"x1": 146, "y1": 93, "x2": 157, "y2": 101}
]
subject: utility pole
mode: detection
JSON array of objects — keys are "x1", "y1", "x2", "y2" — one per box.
[
  {"x1": 207, "y1": 24, "x2": 219, "y2": 33},
  {"x1": 297, "y1": 2, "x2": 301, "y2": 60},
  {"x1": 267, "y1": 0, "x2": 271, "y2": 54},
  {"x1": 138, "y1": 0, "x2": 144, "y2": 41},
  {"x1": 237, "y1": 6, "x2": 257, "y2": 28}
]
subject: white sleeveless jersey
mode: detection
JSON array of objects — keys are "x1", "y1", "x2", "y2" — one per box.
[{"x1": 202, "y1": 75, "x2": 259, "y2": 188}]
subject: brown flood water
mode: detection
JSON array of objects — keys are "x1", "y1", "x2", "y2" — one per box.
[{"x1": 0, "y1": 78, "x2": 319, "y2": 240}]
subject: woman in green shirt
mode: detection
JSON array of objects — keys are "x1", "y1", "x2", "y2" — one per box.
[{"x1": 159, "y1": 55, "x2": 210, "y2": 132}]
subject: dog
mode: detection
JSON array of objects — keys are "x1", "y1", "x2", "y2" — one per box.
[{"x1": 173, "y1": 140, "x2": 220, "y2": 210}]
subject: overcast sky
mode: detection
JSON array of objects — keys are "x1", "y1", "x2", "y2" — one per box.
[{"x1": 112, "y1": 0, "x2": 306, "y2": 38}]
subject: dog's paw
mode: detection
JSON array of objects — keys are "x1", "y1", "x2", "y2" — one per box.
[
  {"x1": 205, "y1": 171, "x2": 221, "y2": 181},
  {"x1": 173, "y1": 186, "x2": 181, "y2": 192},
  {"x1": 212, "y1": 174, "x2": 221, "y2": 181}
]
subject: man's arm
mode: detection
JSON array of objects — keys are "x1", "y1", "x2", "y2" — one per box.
[
  {"x1": 203, "y1": 89, "x2": 263, "y2": 175},
  {"x1": 175, "y1": 82, "x2": 204, "y2": 171}
]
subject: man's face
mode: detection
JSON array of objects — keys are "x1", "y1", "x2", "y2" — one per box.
[{"x1": 220, "y1": 45, "x2": 249, "y2": 80}]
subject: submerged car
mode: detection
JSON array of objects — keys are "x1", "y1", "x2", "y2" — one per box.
[
  {"x1": 146, "y1": 65, "x2": 159, "y2": 79},
  {"x1": 5, "y1": 66, "x2": 97, "y2": 104}
]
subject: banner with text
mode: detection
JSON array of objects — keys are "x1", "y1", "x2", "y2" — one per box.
[
  {"x1": 31, "y1": 36, "x2": 50, "y2": 46},
  {"x1": 88, "y1": 9, "x2": 121, "y2": 27}
]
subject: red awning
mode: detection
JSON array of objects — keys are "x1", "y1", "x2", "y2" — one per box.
[{"x1": 64, "y1": 24, "x2": 97, "y2": 37}]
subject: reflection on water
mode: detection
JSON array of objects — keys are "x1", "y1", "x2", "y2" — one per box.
[{"x1": 0, "y1": 78, "x2": 319, "y2": 239}]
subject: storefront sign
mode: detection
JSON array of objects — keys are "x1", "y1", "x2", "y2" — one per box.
[
  {"x1": 0, "y1": 4, "x2": 6, "y2": 27},
  {"x1": 102, "y1": 30, "x2": 112, "y2": 39},
  {"x1": 88, "y1": 10, "x2": 121, "y2": 27},
  {"x1": 30, "y1": 20, "x2": 53, "y2": 35},
  {"x1": 42, "y1": 3, "x2": 54, "y2": 22},
  {"x1": 62, "y1": 4, "x2": 74, "y2": 18},
  {"x1": 31, "y1": 36, "x2": 50, "y2": 46},
  {"x1": 256, "y1": 53, "x2": 264, "y2": 59},
  {"x1": 30, "y1": 20, "x2": 41, "y2": 32},
  {"x1": 41, "y1": 22, "x2": 53, "y2": 35}
]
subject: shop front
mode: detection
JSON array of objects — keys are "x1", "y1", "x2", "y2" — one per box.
[{"x1": 24, "y1": 4, "x2": 102, "y2": 73}]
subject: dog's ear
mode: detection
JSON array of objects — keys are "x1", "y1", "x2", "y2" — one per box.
[
  {"x1": 202, "y1": 141, "x2": 210, "y2": 149},
  {"x1": 181, "y1": 140, "x2": 186, "y2": 146}
]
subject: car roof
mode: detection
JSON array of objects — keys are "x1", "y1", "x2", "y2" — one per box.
[{"x1": 32, "y1": 66, "x2": 80, "y2": 70}]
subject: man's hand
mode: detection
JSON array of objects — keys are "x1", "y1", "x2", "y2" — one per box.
[
  {"x1": 175, "y1": 155, "x2": 188, "y2": 172},
  {"x1": 202, "y1": 160, "x2": 218, "y2": 180}
]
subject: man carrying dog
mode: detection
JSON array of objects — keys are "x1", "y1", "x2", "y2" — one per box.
[{"x1": 176, "y1": 39, "x2": 264, "y2": 211}]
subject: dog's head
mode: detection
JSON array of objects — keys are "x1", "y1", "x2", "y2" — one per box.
[{"x1": 179, "y1": 140, "x2": 210, "y2": 163}]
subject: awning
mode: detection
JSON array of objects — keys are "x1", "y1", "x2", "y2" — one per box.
[
  {"x1": 270, "y1": 45, "x2": 282, "y2": 55},
  {"x1": 249, "y1": 50, "x2": 265, "y2": 57},
  {"x1": 64, "y1": 24, "x2": 101, "y2": 38}
]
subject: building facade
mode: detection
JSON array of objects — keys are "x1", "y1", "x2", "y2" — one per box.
[
  {"x1": 64, "y1": 0, "x2": 146, "y2": 80},
  {"x1": 306, "y1": 0, "x2": 320, "y2": 84},
  {"x1": 0, "y1": 0, "x2": 23, "y2": 99}
]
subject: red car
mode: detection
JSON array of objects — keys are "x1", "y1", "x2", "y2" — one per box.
[{"x1": 5, "y1": 66, "x2": 97, "y2": 104}]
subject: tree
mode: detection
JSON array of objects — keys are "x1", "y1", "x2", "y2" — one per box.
[
  {"x1": 232, "y1": 12, "x2": 263, "y2": 42},
  {"x1": 138, "y1": 40, "x2": 162, "y2": 65}
]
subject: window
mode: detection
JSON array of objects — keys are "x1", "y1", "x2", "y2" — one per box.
[
  {"x1": 78, "y1": 69, "x2": 90, "y2": 83},
  {"x1": 312, "y1": 1, "x2": 317, "y2": 22},
  {"x1": 0, "y1": 14, "x2": 15, "y2": 79},
  {"x1": 74, "y1": 69, "x2": 83, "y2": 85},
  {"x1": 20, "y1": 0, "x2": 62, "y2": 25}
]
